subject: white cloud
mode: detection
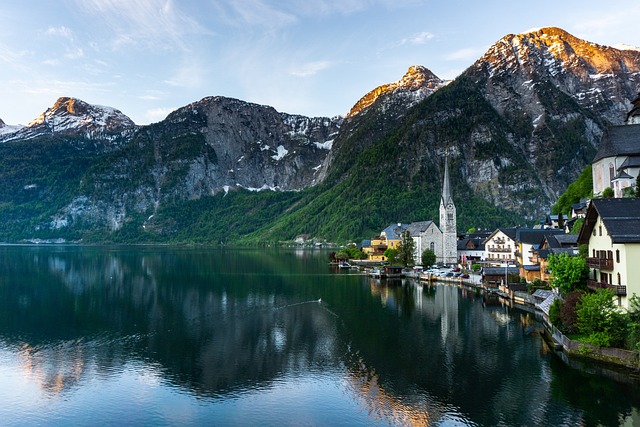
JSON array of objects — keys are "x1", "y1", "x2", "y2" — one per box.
[
  {"x1": 212, "y1": 0, "x2": 297, "y2": 29},
  {"x1": 400, "y1": 31, "x2": 435, "y2": 46},
  {"x1": 289, "y1": 61, "x2": 331, "y2": 77},
  {"x1": 45, "y1": 26, "x2": 75, "y2": 41},
  {"x1": 73, "y1": 0, "x2": 209, "y2": 51}
]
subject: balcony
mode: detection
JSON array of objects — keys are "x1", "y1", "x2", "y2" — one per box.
[
  {"x1": 587, "y1": 279, "x2": 627, "y2": 296},
  {"x1": 586, "y1": 257, "x2": 613, "y2": 270},
  {"x1": 493, "y1": 238, "x2": 506, "y2": 244},
  {"x1": 490, "y1": 247, "x2": 512, "y2": 253}
]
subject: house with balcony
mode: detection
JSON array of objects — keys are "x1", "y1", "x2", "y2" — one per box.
[
  {"x1": 531, "y1": 234, "x2": 580, "y2": 283},
  {"x1": 483, "y1": 228, "x2": 517, "y2": 266},
  {"x1": 577, "y1": 198, "x2": 640, "y2": 308},
  {"x1": 515, "y1": 228, "x2": 566, "y2": 281}
]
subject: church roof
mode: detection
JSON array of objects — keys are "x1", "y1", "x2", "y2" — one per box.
[{"x1": 593, "y1": 125, "x2": 640, "y2": 163}]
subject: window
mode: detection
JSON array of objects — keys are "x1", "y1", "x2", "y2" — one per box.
[
  {"x1": 617, "y1": 273, "x2": 621, "y2": 285},
  {"x1": 609, "y1": 163, "x2": 615, "y2": 186},
  {"x1": 430, "y1": 242, "x2": 434, "y2": 251},
  {"x1": 599, "y1": 226, "x2": 602, "y2": 236},
  {"x1": 616, "y1": 249, "x2": 620, "y2": 263}
]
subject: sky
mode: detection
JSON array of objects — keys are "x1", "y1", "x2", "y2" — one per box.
[{"x1": 1, "y1": 1, "x2": 640, "y2": 126}]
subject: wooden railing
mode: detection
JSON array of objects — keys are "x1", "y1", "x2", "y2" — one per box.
[
  {"x1": 586, "y1": 257, "x2": 613, "y2": 270},
  {"x1": 587, "y1": 279, "x2": 626, "y2": 296}
]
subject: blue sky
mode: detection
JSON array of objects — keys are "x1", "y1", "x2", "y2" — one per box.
[{"x1": 1, "y1": 0, "x2": 640, "y2": 125}]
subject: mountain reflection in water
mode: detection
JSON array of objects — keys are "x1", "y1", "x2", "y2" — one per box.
[{"x1": 0, "y1": 246, "x2": 639, "y2": 426}]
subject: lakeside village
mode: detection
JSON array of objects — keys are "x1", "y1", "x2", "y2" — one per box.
[{"x1": 322, "y1": 94, "x2": 640, "y2": 371}]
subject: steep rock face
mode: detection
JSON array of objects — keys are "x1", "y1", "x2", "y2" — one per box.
[
  {"x1": 476, "y1": 27, "x2": 640, "y2": 124},
  {"x1": 458, "y1": 27, "x2": 640, "y2": 211},
  {"x1": 0, "y1": 97, "x2": 137, "y2": 149},
  {"x1": 318, "y1": 66, "x2": 445, "y2": 183},
  {"x1": 55, "y1": 96, "x2": 341, "y2": 231}
]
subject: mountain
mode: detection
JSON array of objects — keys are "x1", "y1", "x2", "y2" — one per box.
[
  {"x1": 0, "y1": 97, "x2": 137, "y2": 150},
  {"x1": 0, "y1": 27, "x2": 639, "y2": 244},
  {"x1": 347, "y1": 65, "x2": 447, "y2": 118}
]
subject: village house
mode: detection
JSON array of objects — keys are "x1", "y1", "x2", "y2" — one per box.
[
  {"x1": 515, "y1": 228, "x2": 566, "y2": 281},
  {"x1": 530, "y1": 234, "x2": 579, "y2": 283},
  {"x1": 457, "y1": 236, "x2": 485, "y2": 267},
  {"x1": 577, "y1": 198, "x2": 640, "y2": 308},
  {"x1": 483, "y1": 228, "x2": 517, "y2": 266}
]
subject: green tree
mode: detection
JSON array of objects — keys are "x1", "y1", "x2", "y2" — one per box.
[
  {"x1": 557, "y1": 211, "x2": 564, "y2": 230},
  {"x1": 570, "y1": 217, "x2": 585, "y2": 235},
  {"x1": 626, "y1": 294, "x2": 640, "y2": 350},
  {"x1": 602, "y1": 187, "x2": 614, "y2": 198},
  {"x1": 421, "y1": 248, "x2": 436, "y2": 267},
  {"x1": 547, "y1": 253, "x2": 588, "y2": 295},
  {"x1": 396, "y1": 230, "x2": 415, "y2": 267},
  {"x1": 576, "y1": 289, "x2": 627, "y2": 348},
  {"x1": 553, "y1": 165, "x2": 593, "y2": 215},
  {"x1": 467, "y1": 227, "x2": 476, "y2": 234},
  {"x1": 636, "y1": 175, "x2": 640, "y2": 197},
  {"x1": 384, "y1": 248, "x2": 398, "y2": 265},
  {"x1": 345, "y1": 247, "x2": 367, "y2": 260}
]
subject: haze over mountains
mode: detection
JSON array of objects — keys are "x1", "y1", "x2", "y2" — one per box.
[{"x1": 0, "y1": 27, "x2": 639, "y2": 243}]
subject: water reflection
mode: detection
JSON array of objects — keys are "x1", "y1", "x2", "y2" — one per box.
[
  {"x1": 0, "y1": 246, "x2": 341, "y2": 402},
  {"x1": 0, "y1": 246, "x2": 639, "y2": 426}
]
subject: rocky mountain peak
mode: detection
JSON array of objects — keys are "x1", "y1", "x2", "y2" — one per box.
[
  {"x1": 471, "y1": 26, "x2": 640, "y2": 126},
  {"x1": 478, "y1": 26, "x2": 640, "y2": 81},
  {"x1": 0, "y1": 97, "x2": 138, "y2": 146},
  {"x1": 27, "y1": 96, "x2": 136, "y2": 134},
  {"x1": 346, "y1": 65, "x2": 446, "y2": 118}
]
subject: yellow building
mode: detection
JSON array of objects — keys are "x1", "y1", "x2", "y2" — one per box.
[{"x1": 578, "y1": 198, "x2": 640, "y2": 308}]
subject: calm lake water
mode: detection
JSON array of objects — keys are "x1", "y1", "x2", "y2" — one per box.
[{"x1": 1, "y1": 245, "x2": 639, "y2": 426}]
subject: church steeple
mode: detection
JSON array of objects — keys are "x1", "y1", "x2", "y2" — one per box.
[
  {"x1": 439, "y1": 154, "x2": 457, "y2": 265},
  {"x1": 441, "y1": 155, "x2": 452, "y2": 205}
]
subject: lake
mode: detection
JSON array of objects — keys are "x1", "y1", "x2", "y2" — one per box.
[{"x1": 0, "y1": 245, "x2": 639, "y2": 426}]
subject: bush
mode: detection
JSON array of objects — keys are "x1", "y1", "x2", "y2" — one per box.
[
  {"x1": 576, "y1": 289, "x2": 627, "y2": 348},
  {"x1": 472, "y1": 264, "x2": 481, "y2": 272},
  {"x1": 559, "y1": 291, "x2": 581, "y2": 334},
  {"x1": 549, "y1": 299, "x2": 563, "y2": 329}
]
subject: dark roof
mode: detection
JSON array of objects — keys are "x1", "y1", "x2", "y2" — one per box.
[
  {"x1": 457, "y1": 238, "x2": 485, "y2": 250},
  {"x1": 578, "y1": 198, "x2": 640, "y2": 244},
  {"x1": 613, "y1": 170, "x2": 634, "y2": 180},
  {"x1": 483, "y1": 267, "x2": 519, "y2": 276},
  {"x1": 572, "y1": 201, "x2": 587, "y2": 211},
  {"x1": 516, "y1": 228, "x2": 564, "y2": 245},
  {"x1": 618, "y1": 155, "x2": 640, "y2": 170},
  {"x1": 466, "y1": 230, "x2": 492, "y2": 239},
  {"x1": 406, "y1": 221, "x2": 435, "y2": 236},
  {"x1": 554, "y1": 234, "x2": 579, "y2": 245},
  {"x1": 538, "y1": 249, "x2": 551, "y2": 259},
  {"x1": 593, "y1": 125, "x2": 640, "y2": 163}
]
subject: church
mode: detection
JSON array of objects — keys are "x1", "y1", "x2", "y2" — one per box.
[{"x1": 363, "y1": 156, "x2": 458, "y2": 265}]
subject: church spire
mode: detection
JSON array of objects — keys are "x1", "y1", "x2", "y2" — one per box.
[{"x1": 442, "y1": 154, "x2": 451, "y2": 205}]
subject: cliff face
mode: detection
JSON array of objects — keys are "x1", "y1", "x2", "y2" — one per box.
[{"x1": 15, "y1": 96, "x2": 340, "y2": 233}]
